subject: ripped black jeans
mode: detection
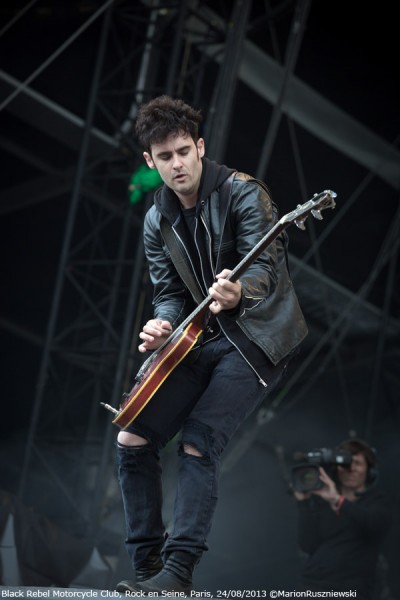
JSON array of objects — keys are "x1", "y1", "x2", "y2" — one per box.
[{"x1": 116, "y1": 336, "x2": 286, "y2": 568}]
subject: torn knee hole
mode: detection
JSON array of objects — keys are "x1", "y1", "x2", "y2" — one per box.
[
  {"x1": 117, "y1": 431, "x2": 148, "y2": 447},
  {"x1": 183, "y1": 443, "x2": 203, "y2": 457}
]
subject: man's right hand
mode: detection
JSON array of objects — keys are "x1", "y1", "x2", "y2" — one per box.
[{"x1": 138, "y1": 319, "x2": 173, "y2": 352}]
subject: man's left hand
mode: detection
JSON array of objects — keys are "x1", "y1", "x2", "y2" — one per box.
[{"x1": 209, "y1": 269, "x2": 241, "y2": 314}]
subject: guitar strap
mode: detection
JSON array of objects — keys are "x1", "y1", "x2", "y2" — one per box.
[
  {"x1": 160, "y1": 173, "x2": 235, "y2": 305},
  {"x1": 214, "y1": 172, "x2": 236, "y2": 275}
]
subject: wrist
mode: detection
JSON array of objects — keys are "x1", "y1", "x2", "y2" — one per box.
[{"x1": 331, "y1": 494, "x2": 345, "y2": 512}]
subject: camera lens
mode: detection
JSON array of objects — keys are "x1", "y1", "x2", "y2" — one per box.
[{"x1": 291, "y1": 465, "x2": 322, "y2": 492}]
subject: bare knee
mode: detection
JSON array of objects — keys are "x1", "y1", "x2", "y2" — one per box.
[
  {"x1": 183, "y1": 443, "x2": 203, "y2": 457},
  {"x1": 180, "y1": 420, "x2": 215, "y2": 460},
  {"x1": 117, "y1": 430, "x2": 148, "y2": 446}
]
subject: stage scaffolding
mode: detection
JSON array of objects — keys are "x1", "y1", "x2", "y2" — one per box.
[{"x1": 0, "y1": 0, "x2": 398, "y2": 566}]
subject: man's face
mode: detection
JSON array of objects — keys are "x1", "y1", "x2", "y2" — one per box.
[
  {"x1": 337, "y1": 452, "x2": 369, "y2": 492},
  {"x1": 143, "y1": 132, "x2": 205, "y2": 207}
]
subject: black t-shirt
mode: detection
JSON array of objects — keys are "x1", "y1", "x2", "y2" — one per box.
[{"x1": 297, "y1": 489, "x2": 392, "y2": 598}]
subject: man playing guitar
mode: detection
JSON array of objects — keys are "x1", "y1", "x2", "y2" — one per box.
[{"x1": 115, "y1": 95, "x2": 309, "y2": 594}]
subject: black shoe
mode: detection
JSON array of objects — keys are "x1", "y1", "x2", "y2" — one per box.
[
  {"x1": 116, "y1": 580, "x2": 138, "y2": 593},
  {"x1": 136, "y1": 554, "x2": 164, "y2": 582},
  {"x1": 116, "y1": 554, "x2": 163, "y2": 592},
  {"x1": 124, "y1": 568, "x2": 192, "y2": 595},
  {"x1": 116, "y1": 551, "x2": 196, "y2": 596}
]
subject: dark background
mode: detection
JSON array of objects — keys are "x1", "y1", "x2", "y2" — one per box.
[{"x1": 0, "y1": 0, "x2": 399, "y2": 594}]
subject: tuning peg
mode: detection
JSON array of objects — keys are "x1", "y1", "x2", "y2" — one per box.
[
  {"x1": 295, "y1": 218, "x2": 306, "y2": 230},
  {"x1": 311, "y1": 209, "x2": 323, "y2": 220}
]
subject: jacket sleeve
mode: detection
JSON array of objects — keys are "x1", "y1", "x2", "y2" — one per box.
[
  {"x1": 227, "y1": 175, "x2": 307, "y2": 365},
  {"x1": 143, "y1": 207, "x2": 192, "y2": 327},
  {"x1": 229, "y1": 177, "x2": 284, "y2": 313}
]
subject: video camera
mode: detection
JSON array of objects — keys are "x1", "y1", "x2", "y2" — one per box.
[{"x1": 291, "y1": 447, "x2": 352, "y2": 492}]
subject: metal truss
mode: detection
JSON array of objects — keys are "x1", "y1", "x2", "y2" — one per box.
[{"x1": 0, "y1": 0, "x2": 256, "y2": 540}]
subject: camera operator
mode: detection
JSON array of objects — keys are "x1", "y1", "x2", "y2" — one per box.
[{"x1": 293, "y1": 438, "x2": 392, "y2": 598}]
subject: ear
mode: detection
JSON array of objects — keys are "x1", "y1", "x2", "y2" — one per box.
[
  {"x1": 143, "y1": 151, "x2": 155, "y2": 169},
  {"x1": 197, "y1": 138, "x2": 205, "y2": 158}
]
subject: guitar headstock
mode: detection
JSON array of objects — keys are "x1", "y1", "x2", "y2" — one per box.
[{"x1": 281, "y1": 190, "x2": 337, "y2": 230}]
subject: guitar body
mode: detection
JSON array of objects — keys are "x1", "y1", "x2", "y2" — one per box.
[{"x1": 113, "y1": 321, "x2": 204, "y2": 429}]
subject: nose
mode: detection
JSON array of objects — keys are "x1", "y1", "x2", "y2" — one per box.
[{"x1": 172, "y1": 153, "x2": 183, "y2": 169}]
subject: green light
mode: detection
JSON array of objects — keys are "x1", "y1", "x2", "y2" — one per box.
[{"x1": 129, "y1": 165, "x2": 163, "y2": 205}]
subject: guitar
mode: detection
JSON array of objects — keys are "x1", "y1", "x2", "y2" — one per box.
[{"x1": 102, "y1": 189, "x2": 337, "y2": 429}]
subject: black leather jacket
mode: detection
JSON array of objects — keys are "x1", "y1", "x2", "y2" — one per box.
[{"x1": 143, "y1": 168, "x2": 308, "y2": 367}]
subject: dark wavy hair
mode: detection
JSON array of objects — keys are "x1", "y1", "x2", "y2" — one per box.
[
  {"x1": 134, "y1": 95, "x2": 202, "y2": 154},
  {"x1": 337, "y1": 438, "x2": 377, "y2": 469}
]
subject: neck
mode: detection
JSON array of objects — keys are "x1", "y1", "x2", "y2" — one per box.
[{"x1": 178, "y1": 193, "x2": 197, "y2": 209}]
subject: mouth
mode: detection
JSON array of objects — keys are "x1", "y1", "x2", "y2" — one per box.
[{"x1": 174, "y1": 174, "x2": 187, "y2": 182}]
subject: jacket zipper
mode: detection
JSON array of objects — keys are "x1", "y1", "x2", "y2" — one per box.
[
  {"x1": 218, "y1": 320, "x2": 267, "y2": 387},
  {"x1": 199, "y1": 212, "x2": 268, "y2": 387}
]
